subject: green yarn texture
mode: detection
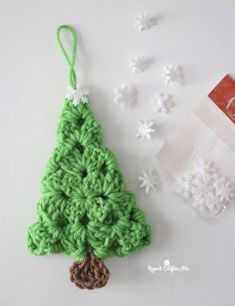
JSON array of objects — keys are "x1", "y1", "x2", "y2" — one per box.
[
  {"x1": 27, "y1": 24, "x2": 151, "y2": 261},
  {"x1": 27, "y1": 99, "x2": 151, "y2": 260}
]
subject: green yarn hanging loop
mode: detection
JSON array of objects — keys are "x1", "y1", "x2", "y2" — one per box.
[{"x1": 56, "y1": 25, "x2": 78, "y2": 88}]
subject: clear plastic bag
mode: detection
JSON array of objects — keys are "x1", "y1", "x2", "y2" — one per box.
[{"x1": 157, "y1": 76, "x2": 235, "y2": 218}]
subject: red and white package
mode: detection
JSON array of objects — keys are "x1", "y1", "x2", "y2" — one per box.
[
  {"x1": 208, "y1": 74, "x2": 235, "y2": 124},
  {"x1": 157, "y1": 75, "x2": 235, "y2": 217}
]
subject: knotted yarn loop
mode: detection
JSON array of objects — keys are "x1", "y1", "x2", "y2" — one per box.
[{"x1": 56, "y1": 24, "x2": 78, "y2": 88}]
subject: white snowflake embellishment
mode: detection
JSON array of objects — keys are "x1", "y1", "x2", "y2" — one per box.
[
  {"x1": 176, "y1": 173, "x2": 196, "y2": 200},
  {"x1": 134, "y1": 11, "x2": 155, "y2": 31},
  {"x1": 136, "y1": 119, "x2": 155, "y2": 140},
  {"x1": 138, "y1": 169, "x2": 160, "y2": 194},
  {"x1": 194, "y1": 159, "x2": 216, "y2": 175},
  {"x1": 176, "y1": 160, "x2": 235, "y2": 216},
  {"x1": 66, "y1": 85, "x2": 89, "y2": 105},
  {"x1": 162, "y1": 65, "x2": 183, "y2": 86},
  {"x1": 215, "y1": 179, "x2": 235, "y2": 203},
  {"x1": 113, "y1": 84, "x2": 136, "y2": 109},
  {"x1": 129, "y1": 56, "x2": 147, "y2": 74},
  {"x1": 151, "y1": 93, "x2": 174, "y2": 113}
]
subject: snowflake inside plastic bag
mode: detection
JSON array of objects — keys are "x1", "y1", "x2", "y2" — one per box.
[
  {"x1": 157, "y1": 75, "x2": 235, "y2": 219},
  {"x1": 176, "y1": 160, "x2": 235, "y2": 217}
]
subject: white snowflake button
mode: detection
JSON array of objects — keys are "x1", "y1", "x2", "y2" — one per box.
[
  {"x1": 129, "y1": 56, "x2": 148, "y2": 74},
  {"x1": 176, "y1": 173, "x2": 195, "y2": 200},
  {"x1": 134, "y1": 11, "x2": 155, "y2": 31},
  {"x1": 136, "y1": 119, "x2": 155, "y2": 140},
  {"x1": 162, "y1": 65, "x2": 183, "y2": 86},
  {"x1": 66, "y1": 85, "x2": 89, "y2": 105},
  {"x1": 215, "y1": 178, "x2": 235, "y2": 203},
  {"x1": 138, "y1": 169, "x2": 160, "y2": 194},
  {"x1": 151, "y1": 93, "x2": 174, "y2": 113},
  {"x1": 113, "y1": 84, "x2": 136, "y2": 109},
  {"x1": 194, "y1": 159, "x2": 215, "y2": 175}
]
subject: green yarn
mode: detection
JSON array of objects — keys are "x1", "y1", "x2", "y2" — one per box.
[
  {"x1": 56, "y1": 25, "x2": 78, "y2": 88},
  {"x1": 27, "y1": 25, "x2": 151, "y2": 261}
]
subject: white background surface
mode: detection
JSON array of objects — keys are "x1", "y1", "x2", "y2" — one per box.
[{"x1": 1, "y1": 0, "x2": 235, "y2": 305}]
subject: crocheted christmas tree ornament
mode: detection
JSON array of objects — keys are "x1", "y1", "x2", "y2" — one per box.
[{"x1": 27, "y1": 25, "x2": 151, "y2": 290}]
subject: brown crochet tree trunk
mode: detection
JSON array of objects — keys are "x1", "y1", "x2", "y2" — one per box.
[{"x1": 69, "y1": 253, "x2": 110, "y2": 289}]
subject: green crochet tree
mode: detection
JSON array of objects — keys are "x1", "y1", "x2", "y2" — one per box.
[{"x1": 27, "y1": 25, "x2": 151, "y2": 290}]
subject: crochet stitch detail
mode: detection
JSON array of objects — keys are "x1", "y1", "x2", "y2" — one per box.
[
  {"x1": 70, "y1": 253, "x2": 110, "y2": 289},
  {"x1": 27, "y1": 100, "x2": 151, "y2": 261}
]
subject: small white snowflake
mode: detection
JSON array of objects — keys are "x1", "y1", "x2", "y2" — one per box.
[
  {"x1": 213, "y1": 176, "x2": 226, "y2": 190},
  {"x1": 113, "y1": 84, "x2": 136, "y2": 109},
  {"x1": 66, "y1": 85, "x2": 89, "y2": 105},
  {"x1": 203, "y1": 191, "x2": 222, "y2": 211},
  {"x1": 215, "y1": 179, "x2": 235, "y2": 203},
  {"x1": 66, "y1": 86, "x2": 76, "y2": 101},
  {"x1": 134, "y1": 11, "x2": 154, "y2": 31},
  {"x1": 194, "y1": 159, "x2": 216, "y2": 175},
  {"x1": 129, "y1": 56, "x2": 147, "y2": 74},
  {"x1": 151, "y1": 93, "x2": 174, "y2": 113},
  {"x1": 138, "y1": 169, "x2": 160, "y2": 194},
  {"x1": 136, "y1": 119, "x2": 155, "y2": 140},
  {"x1": 176, "y1": 173, "x2": 195, "y2": 199},
  {"x1": 162, "y1": 65, "x2": 183, "y2": 86}
]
